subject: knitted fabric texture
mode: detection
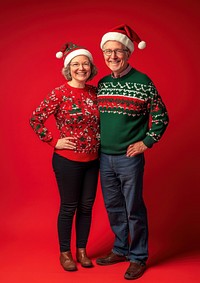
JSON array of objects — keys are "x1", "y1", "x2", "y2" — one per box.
[
  {"x1": 97, "y1": 68, "x2": 169, "y2": 154},
  {"x1": 30, "y1": 83, "x2": 100, "y2": 162}
]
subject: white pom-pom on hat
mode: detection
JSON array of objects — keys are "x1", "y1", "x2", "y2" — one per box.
[
  {"x1": 56, "y1": 51, "x2": 63, "y2": 59},
  {"x1": 138, "y1": 41, "x2": 146, "y2": 50}
]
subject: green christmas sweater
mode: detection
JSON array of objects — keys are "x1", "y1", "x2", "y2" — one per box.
[{"x1": 97, "y1": 67, "x2": 169, "y2": 154}]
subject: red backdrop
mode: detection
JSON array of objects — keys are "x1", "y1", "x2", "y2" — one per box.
[{"x1": 0, "y1": 0, "x2": 199, "y2": 271}]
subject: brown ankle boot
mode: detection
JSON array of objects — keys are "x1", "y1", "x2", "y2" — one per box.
[
  {"x1": 60, "y1": 251, "x2": 77, "y2": 271},
  {"x1": 76, "y1": 248, "x2": 93, "y2": 268}
]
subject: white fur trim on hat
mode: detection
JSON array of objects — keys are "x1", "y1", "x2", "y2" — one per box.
[
  {"x1": 64, "y1": 49, "x2": 93, "y2": 67},
  {"x1": 100, "y1": 32, "x2": 134, "y2": 53}
]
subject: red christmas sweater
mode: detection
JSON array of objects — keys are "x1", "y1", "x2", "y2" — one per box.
[{"x1": 30, "y1": 83, "x2": 100, "y2": 162}]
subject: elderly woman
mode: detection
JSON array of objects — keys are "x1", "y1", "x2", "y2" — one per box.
[{"x1": 30, "y1": 42, "x2": 100, "y2": 272}]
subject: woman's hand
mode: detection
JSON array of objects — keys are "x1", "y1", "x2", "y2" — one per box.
[{"x1": 55, "y1": 137, "x2": 77, "y2": 150}]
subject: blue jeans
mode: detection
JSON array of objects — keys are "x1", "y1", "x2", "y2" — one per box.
[{"x1": 100, "y1": 153, "x2": 148, "y2": 264}]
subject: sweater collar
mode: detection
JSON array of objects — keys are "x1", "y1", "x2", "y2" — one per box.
[{"x1": 111, "y1": 64, "x2": 132, "y2": 78}]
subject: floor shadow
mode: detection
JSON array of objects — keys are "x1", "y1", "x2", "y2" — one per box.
[{"x1": 148, "y1": 247, "x2": 200, "y2": 267}]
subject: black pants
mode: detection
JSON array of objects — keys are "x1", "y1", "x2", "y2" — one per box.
[{"x1": 52, "y1": 153, "x2": 99, "y2": 252}]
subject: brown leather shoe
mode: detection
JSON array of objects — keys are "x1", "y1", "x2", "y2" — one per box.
[
  {"x1": 76, "y1": 248, "x2": 93, "y2": 268},
  {"x1": 96, "y1": 251, "x2": 127, "y2": 265},
  {"x1": 124, "y1": 262, "x2": 146, "y2": 280},
  {"x1": 60, "y1": 251, "x2": 77, "y2": 271}
]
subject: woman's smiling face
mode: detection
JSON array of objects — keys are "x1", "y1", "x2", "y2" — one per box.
[{"x1": 69, "y1": 55, "x2": 91, "y2": 83}]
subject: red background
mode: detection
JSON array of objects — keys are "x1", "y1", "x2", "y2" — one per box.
[{"x1": 0, "y1": 0, "x2": 200, "y2": 282}]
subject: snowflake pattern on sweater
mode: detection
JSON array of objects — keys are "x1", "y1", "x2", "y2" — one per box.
[{"x1": 97, "y1": 68, "x2": 169, "y2": 154}]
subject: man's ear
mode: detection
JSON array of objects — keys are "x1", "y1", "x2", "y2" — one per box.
[{"x1": 127, "y1": 51, "x2": 131, "y2": 60}]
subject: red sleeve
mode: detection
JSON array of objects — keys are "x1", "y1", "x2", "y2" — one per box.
[{"x1": 29, "y1": 88, "x2": 61, "y2": 147}]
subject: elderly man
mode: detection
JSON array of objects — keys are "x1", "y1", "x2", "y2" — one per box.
[{"x1": 96, "y1": 24, "x2": 169, "y2": 280}]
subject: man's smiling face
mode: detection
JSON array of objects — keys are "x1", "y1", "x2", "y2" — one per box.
[{"x1": 102, "y1": 40, "x2": 130, "y2": 77}]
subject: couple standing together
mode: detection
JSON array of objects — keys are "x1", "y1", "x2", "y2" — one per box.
[{"x1": 30, "y1": 23, "x2": 169, "y2": 280}]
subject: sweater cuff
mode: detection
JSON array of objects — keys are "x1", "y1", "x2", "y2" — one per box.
[
  {"x1": 47, "y1": 138, "x2": 58, "y2": 148},
  {"x1": 143, "y1": 136, "x2": 155, "y2": 148}
]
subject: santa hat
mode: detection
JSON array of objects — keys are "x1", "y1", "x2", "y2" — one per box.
[
  {"x1": 56, "y1": 42, "x2": 93, "y2": 67},
  {"x1": 100, "y1": 24, "x2": 146, "y2": 53}
]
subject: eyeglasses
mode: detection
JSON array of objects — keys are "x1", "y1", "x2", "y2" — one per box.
[
  {"x1": 102, "y1": 49, "x2": 129, "y2": 56},
  {"x1": 70, "y1": 62, "x2": 91, "y2": 68}
]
